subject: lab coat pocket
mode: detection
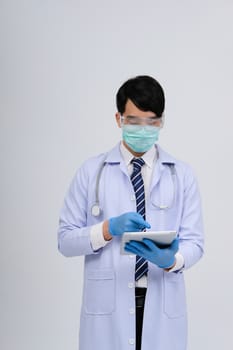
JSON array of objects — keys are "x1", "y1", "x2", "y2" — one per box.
[
  {"x1": 84, "y1": 269, "x2": 115, "y2": 315},
  {"x1": 163, "y1": 272, "x2": 186, "y2": 319}
]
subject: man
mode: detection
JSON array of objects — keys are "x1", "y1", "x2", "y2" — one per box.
[{"x1": 58, "y1": 75, "x2": 204, "y2": 350}]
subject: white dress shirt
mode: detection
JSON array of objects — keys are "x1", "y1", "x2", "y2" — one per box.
[{"x1": 90, "y1": 142, "x2": 184, "y2": 287}]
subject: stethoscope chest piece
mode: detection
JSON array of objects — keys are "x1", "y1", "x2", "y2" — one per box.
[{"x1": 91, "y1": 203, "x2": 102, "y2": 217}]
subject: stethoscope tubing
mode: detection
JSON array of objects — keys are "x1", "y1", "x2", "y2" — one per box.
[{"x1": 91, "y1": 160, "x2": 176, "y2": 217}]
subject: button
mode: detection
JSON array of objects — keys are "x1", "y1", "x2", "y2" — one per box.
[
  {"x1": 129, "y1": 308, "x2": 135, "y2": 314},
  {"x1": 130, "y1": 195, "x2": 136, "y2": 201},
  {"x1": 128, "y1": 338, "x2": 135, "y2": 345},
  {"x1": 128, "y1": 282, "x2": 134, "y2": 288},
  {"x1": 129, "y1": 255, "x2": 134, "y2": 259}
]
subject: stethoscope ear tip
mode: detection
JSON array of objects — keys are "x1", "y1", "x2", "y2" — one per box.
[{"x1": 159, "y1": 205, "x2": 169, "y2": 210}]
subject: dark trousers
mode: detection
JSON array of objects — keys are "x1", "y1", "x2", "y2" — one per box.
[{"x1": 135, "y1": 287, "x2": 147, "y2": 350}]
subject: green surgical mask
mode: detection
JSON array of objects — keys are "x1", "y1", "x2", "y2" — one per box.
[{"x1": 122, "y1": 125, "x2": 160, "y2": 153}]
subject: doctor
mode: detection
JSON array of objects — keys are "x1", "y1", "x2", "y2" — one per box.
[{"x1": 58, "y1": 75, "x2": 204, "y2": 350}]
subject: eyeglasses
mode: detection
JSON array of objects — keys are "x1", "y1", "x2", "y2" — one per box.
[{"x1": 120, "y1": 115, "x2": 162, "y2": 126}]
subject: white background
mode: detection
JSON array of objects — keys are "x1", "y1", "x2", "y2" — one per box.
[{"x1": 1, "y1": 1, "x2": 233, "y2": 349}]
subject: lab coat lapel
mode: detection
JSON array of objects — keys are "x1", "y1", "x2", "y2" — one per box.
[
  {"x1": 150, "y1": 144, "x2": 176, "y2": 192},
  {"x1": 149, "y1": 160, "x2": 165, "y2": 192},
  {"x1": 105, "y1": 142, "x2": 129, "y2": 178}
]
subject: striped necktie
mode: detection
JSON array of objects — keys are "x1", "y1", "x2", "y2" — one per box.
[{"x1": 130, "y1": 158, "x2": 148, "y2": 281}]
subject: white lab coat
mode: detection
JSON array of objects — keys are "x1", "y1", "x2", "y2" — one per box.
[{"x1": 58, "y1": 143, "x2": 204, "y2": 350}]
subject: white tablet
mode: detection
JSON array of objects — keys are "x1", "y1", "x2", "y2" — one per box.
[{"x1": 120, "y1": 230, "x2": 177, "y2": 255}]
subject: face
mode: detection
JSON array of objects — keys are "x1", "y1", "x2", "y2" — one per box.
[{"x1": 115, "y1": 99, "x2": 163, "y2": 156}]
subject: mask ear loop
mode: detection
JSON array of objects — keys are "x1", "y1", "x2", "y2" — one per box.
[{"x1": 160, "y1": 113, "x2": 165, "y2": 129}]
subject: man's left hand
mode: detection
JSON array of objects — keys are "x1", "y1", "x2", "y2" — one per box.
[{"x1": 125, "y1": 238, "x2": 179, "y2": 269}]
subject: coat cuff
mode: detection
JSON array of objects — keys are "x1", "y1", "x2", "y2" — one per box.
[
  {"x1": 90, "y1": 222, "x2": 110, "y2": 251},
  {"x1": 165, "y1": 252, "x2": 184, "y2": 273}
]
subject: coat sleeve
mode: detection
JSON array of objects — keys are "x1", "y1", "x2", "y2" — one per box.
[
  {"x1": 57, "y1": 162, "x2": 101, "y2": 257},
  {"x1": 178, "y1": 165, "x2": 204, "y2": 270}
]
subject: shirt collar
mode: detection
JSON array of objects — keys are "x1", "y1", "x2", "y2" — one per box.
[{"x1": 120, "y1": 142, "x2": 157, "y2": 168}]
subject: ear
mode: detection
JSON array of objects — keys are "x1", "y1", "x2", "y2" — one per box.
[{"x1": 115, "y1": 112, "x2": 121, "y2": 128}]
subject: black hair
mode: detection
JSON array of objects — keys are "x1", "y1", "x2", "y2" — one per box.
[{"x1": 116, "y1": 75, "x2": 165, "y2": 117}]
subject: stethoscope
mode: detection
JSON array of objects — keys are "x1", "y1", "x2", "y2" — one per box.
[{"x1": 91, "y1": 159, "x2": 177, "y2": 217}]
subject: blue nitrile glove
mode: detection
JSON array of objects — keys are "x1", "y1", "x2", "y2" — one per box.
[
  {"x1": 108, "y1": 212, "x2": 151, "y2": 236},
  {"x1": 125, "y1": 238, "x2": 179, "y2": 268}
]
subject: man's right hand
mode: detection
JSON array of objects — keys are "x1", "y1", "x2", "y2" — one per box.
[{"x1": 107, "y1": 212, "x2": 151, "y2": 237}]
